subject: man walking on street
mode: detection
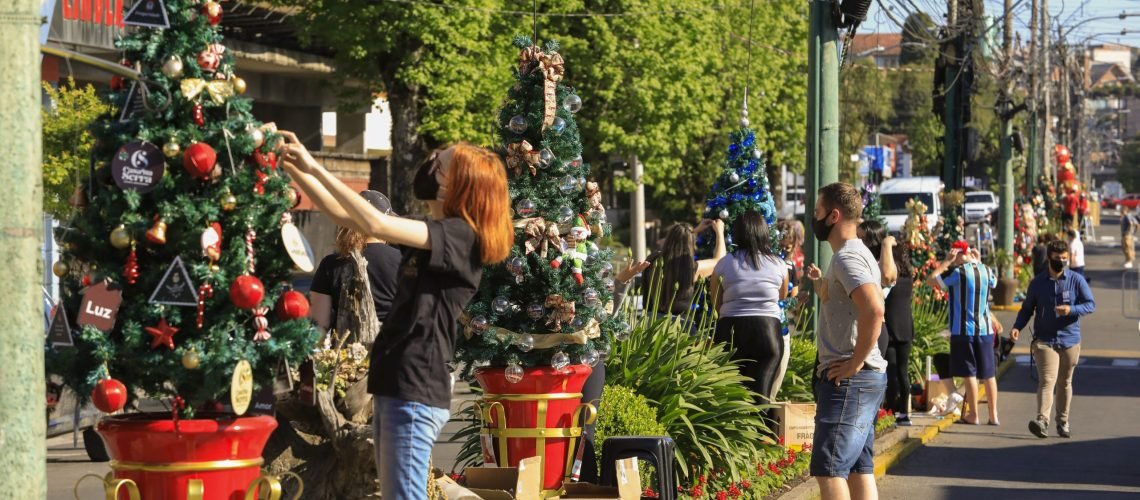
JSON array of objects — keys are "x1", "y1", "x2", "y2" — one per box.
[
  {"x1": 1011, "y1": 240, "x2": 1096, "y2": 439},
  {"x1": 805, "y1": 182, "x2": 887, "y2": 500},
  {"x1": 1122, "y1": 208, "x2": 1137, "y2": 269},
  {"x1": 928, "y1": 242, "x2": 1000, "y2": 425}
]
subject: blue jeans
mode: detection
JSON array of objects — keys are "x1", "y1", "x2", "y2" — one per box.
[
  {"x1": 810, "y1": 369, "x2": 887, "y2": 479},
  {"x1": 373, "y1": 396, "x2": 450, "y2": 500}
]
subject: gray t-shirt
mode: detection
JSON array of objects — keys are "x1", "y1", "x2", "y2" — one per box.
[
  {"x1": 715, "y1": 252, "x2": 786, "y2": 318},
  {"x1": 816, "y1": 239, "x2": 888, "y2": 376}
]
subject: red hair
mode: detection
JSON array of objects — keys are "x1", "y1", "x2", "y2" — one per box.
[{"x1": 443, "y1": 143, "x2": 514, "y2": 264}]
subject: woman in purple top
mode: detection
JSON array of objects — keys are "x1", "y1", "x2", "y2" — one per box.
[{"x1": 710, "y1": 211, "x2": 789, "y2": 402}]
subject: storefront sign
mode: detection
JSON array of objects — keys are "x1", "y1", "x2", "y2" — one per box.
[{"x1": 48, "y1": 0, "x2": 125, "y2": 51}]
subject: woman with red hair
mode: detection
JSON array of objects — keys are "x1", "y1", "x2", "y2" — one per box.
[{"x1": 279, "y1": 131, "x2": 513, "y2": 499}]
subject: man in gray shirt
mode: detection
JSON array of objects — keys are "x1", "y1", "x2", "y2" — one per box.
[{"x1": 804, "y1": 182, "x2": 887, "y2": 500}]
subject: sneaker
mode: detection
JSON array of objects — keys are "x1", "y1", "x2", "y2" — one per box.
[
  {"x1": 1126, "y1": 262, "x2": 1134, "y2": 269},
  {"x1": 1029, "y1": 418, "x2": 1049, "y2": 438},
  {"x1": 1057, "y1": 422, "x2": 1071, "y2": 438},
  {"x1": 897, "y1": 414, "x2": 912, "y2": 426}
]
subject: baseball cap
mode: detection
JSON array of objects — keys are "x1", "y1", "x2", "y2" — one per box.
[
  {"x1": 360, "y1": 190, "x2": 395, "y2": 215},
  {"x1": 951, "y1": 240, "x2": 970, "y2": 252}
]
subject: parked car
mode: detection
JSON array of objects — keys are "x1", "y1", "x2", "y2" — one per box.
[
  {"x1": 878, "y1": 176, "x2": 943, "y2": 233},
  {"x1": 1114, "y1": 194, "x2": 1140, "y2": 211},
  {"x1": 963, "y1": 191, "x2": 999, "y2": 223},
  {"x1": 1101, "y1": 195, "x2": 1116, "y2": 208}
]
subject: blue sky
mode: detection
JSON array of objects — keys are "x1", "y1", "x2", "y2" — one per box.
[{"x1": 864, "y1": 0, "x2": 1140, "y2": 48}]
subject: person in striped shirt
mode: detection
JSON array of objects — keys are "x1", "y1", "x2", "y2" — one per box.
[{"x1": 927, "y1": 241, "x2": 1000, "y2": 425}]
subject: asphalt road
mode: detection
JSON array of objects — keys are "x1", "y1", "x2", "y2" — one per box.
[{"x1": 878, "y1": 233, "x2": 1140, "y2": 499}]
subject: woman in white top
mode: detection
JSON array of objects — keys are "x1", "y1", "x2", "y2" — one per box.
[
  {"x1": 1066, "y1": 228, "x2": 1085, "y2": 276},
  {"x1": 710, "y1": 211, "x2": 789, "y2": 401}
]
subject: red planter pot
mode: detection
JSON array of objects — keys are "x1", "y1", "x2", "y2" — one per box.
[
  {"x1": 95, "y1": 413, "x2": 276, "y2": 500},
  {"x1": 475, "y1": 364, "x2": 593, "y2": 496}
]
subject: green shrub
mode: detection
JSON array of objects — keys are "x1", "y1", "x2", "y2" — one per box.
[
  {"x1": 775, "y1": 335, "x2": 816, "y2": 403},
  {"x1": 909, "y1": 288, "x2": 949, "y2": 383},
  {"x1": 594, "y1": 384, "x2": 668, "y2": 488}
]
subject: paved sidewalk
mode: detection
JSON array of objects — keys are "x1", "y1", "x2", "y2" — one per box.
[{"x1": 877, "y1": 240, "x2": 1140, "y2": 499}]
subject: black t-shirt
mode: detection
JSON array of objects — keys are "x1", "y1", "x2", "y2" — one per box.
[
  {"x1": 310, "y1": 243, "x2": 402, "y2": 322},
  {"x1": 367, "y1": 218, "x2": 482, "y2": 409},
  {"x1": 884, "y1": 276, "x2": 915, "y2": 342}
]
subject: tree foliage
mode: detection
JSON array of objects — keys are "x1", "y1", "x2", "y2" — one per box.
[
  {"x1": 839, "y1": 60, "x2": 891, "y2": 182},
  {"x1": 42, "y1": 79, "x2": 112, "y2": 220}
]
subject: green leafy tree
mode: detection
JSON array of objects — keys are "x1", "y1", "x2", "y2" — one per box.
[
  {"x1": 899, "y1": 12, "x2": 938, "y2": 66},
  {"x1": 839, "y1": 60, "x2": 891, "y2": 182},
  {"x1": 48, "y1": 0, "x2": 319, "y2": 414},
  {"x1": 456, "y1": 37, "x2": 618, "y2": 371},
  {"x1": 42, "y1": 79, "x2": 112, "y2": 219}
]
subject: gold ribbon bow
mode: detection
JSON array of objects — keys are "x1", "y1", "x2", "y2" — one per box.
[
  {"x1": 544, "y1": 294, "x2": 575, "y2": 330},
  {"x1": 517, "y1": 46, "x2": 565, "y2": 129},
  {"x1": 521, "y1": 218, "x2": 561, "y2": 258},
  {"x1": 181, "y1": 78, "x2": 235, "y2": 105},
  {"x1": 459, "y1": 312, "x2": 600, "y2": 348},
  {"x1": 506, "y1": 140, "x2": 539, "y2": 177}
]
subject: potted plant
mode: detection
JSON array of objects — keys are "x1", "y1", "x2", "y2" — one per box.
[{"x1": 990, "y1": 249, "x2": 1020, "y2": 305}]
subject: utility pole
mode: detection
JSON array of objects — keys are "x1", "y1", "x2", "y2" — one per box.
[
  {"x1": 940, "y1": 0, "x2": 966, "y2": 192},
  {"x1": 0, "y1": 0, "x2": 48, "y2": 497},
  {"x1": 806, "y1": 0, "x2": 839, "y2": 321},
  {"x1": 998, "y1": 0, "x2": 1016, "y2": 279},
  {"x1": 1027, "y1": 0, "x2": 1039, "y2": 189},
  {"x1": 630, "y1": 155, "x2": 645, "y2": 263},
  {"x1": 1042, "y1": 0, "x2": 1053, "y2": 181}
]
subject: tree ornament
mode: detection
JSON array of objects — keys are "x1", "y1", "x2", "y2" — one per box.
[
  {"x1": 507, "y1": 115, "x2": 528, "y2": 134},
  {"x1": 286, "y1": 186, "x2": 301, "y2": 208},
  {"x1": 252, "y1": 306, "x2": 270, "y2": 342},
  {"x1": 492, "y1": 296, "x2": 510, "y2": 314},
  {"x1": 162, "y1": 139, "x2": 181, "y2": 158},
  {"x1": 583, "y1": 288, "x2": 599, "y2": 306},
  {"x1": 551, "y1": 351, "x2": 570, "y2": 371},
  {"x1": 52, "y1": 260, "x2": 69, "y2": 277},
  {"x1": 203, "y1": 1, "x2": 222, "y2": 24},
  {"x1": 69, "y1": 184, "x2": 88, "y2": 208},
  {"x1": 615, "y1": 321, "x2": 632, "y2": 341},
  {"x1": 752, "y1": 149, "x2": 762, "y2": 160},
  {"x1": 110, "y1": 224, "x2": 132, "y2": 249},
  {"x1": 517, "y1": 333, "x2": 535, "y2": 352},
  {"x1": 229, "y1": 275, "x2": 265, "y2": 309},
  {"x1": 471, "y1": 315, "x2": 489, "y2": 332},
  {"x1": 197, "y1": 43, "x2": 225, "y2": 73},
  {"x1": 581, "y1": 349, "x2": 600, "y2": 367},
  {"x1": 182, "y1": 349, "x2": 201, "y2": 370},
  {"x1": 729, "y1": 172, "x2": 741, "y2": 183},
  {"x1": 570, "y1": 316, "x2": 585, "y2": 329},
  {"x1": 244, "y1": 227, "x2": 257, "y2": 273},
  {"x1": 161, "y1": 55, "x2": 184, "y2": 79},
  {"x1": 221, "y1": 191, "x2": 237, "y2": 211},
  {"x1": 557, "y1": 206, "x2": 575, "y2": 224},
  {"x1": 604, "y1": 278, "x2": 616, "y2": 293},
  {"x1": 563, "y1": 94, "x2": 582, "y2": 113},
  {"x1": 145, "y1": 317, "x2": 180, "y2": 350},
  {"x1": 276, "y1": 289, "x2": 310, "y2": 320},
  {"x1": 196, "y1": 283, "x2": 214, "y2": 329},
  {"x1": 539, "y1": 149, "x2": 555, "y2": 167},
  {"x1": 230, "y1": 76, "x2": 247, "y2": 95},
  {"x1": 719, "y1": 209, "x2": 730, "y2": 220},
  {"x1": 597, "y1": 342, "x2": 611, "y2": 359},
  {"x1": 91, "y1": 378, "x2": 127, "y2": 413},
  {"x1": 515, "y1": 199, "x2": 537, "y2": 217},
  {"x1": 201, "y1": 223, "x2": 222, "y2": 261},
  {"x1": 144, "y1": 218, "x2": 166, "y2": 246},
  {"x1": 550, "y1": 117, "x2": 567, "y2": 134},
  {"x1": 192, "y1": 103, "x2": 205, "y2": 127},
  {"x1": 123, "y1": 245, "x2": 139, "y2": 285},
  {"x1": 505, "y1": 363, "x2": 525, "y2": 383},
  {"x1": 183, "y1": 142, "x2": 216, "y2": 179},
  {"x1": 248, "y1": 126, "x2": 265, "y2": 149},
  {"x1": 559, "y1": 175, "x2": 578, "y2": 194},
  {"x1": 545, "y1": 295, "x2": 576, "y2": 330},
  {"x1": 526, "y1": 303, "x2": 544, "y2": 320},
  {"x1": 601, "y1": 262, "x2": 614, "y2": 277},
  {"x1": 570, "y1": 155, "x2": 583, "y2": 167}
]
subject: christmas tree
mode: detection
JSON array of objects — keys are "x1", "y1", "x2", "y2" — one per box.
[
  {"x1": 701, "y1": 102, "x2": 780, "y2": 254},
  {"x1": 454, "y1": 37, "x2": 620, "y2": 376},
  {"x1": 47, "y1": 0, "x2": 319, "y2": 417},
  {"x1": 935, "y1": 190, "x2": 966, "y2": 257},
  {"x1": 861, "y1": 183, "x2": 887, "y2": 227}
]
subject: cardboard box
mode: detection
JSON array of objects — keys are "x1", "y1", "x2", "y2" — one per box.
[
  {"x1": 462, "y1": 456, "x2": 544, "y2": 500},
  {"x1": 555, "y1": 458, "x2": 641, "y2": 500},
  {"x1": 925, "y1": 376, "x2": 957, "y2": 405},
  {"x1": 775, "y1": 402, "x2": 816, "y2": 450}
]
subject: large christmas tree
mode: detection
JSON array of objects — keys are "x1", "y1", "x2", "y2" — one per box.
[
  {"x1": 455, "y1": 37, "x2": 620, "y2": 377},
  {"x1": 47, "y1": 0, "x2": 320, "y2": 416}
]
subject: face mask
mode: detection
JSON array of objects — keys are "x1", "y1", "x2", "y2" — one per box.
[
  {"x1": 812, "y1": 213, "x2": 834, "y2": 242},
  {"x1": 1049, "y1": 259, "x2": 1068, "y2": 273}
]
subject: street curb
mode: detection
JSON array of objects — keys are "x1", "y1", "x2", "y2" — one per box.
[{"x1": 778, "y1": 356, "x2": 1018, "y2": 500}]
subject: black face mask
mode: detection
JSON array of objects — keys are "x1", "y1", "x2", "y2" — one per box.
[
  {"x1": 1049, "y1": 259, "x2": 1067, "y2": 273},
  {"x1": 412, "y1": 154, "x2": 441, "y2": 201},
  {"x1": 812, "y1": 214, "x2": 834, "y2": 242}
]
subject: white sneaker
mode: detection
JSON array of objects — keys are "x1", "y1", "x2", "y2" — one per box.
[{"x1": 1126, "y1": 262, "x2": 1134, "y2": 269}]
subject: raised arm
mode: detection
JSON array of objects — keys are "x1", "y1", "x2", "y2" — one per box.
[
  {"x1": 927, "y1": 249, "x2": 963, "y2": 289},
  {"x1": 880, "y1": 236, "x2": 898, "y2": 287},
  {"x1": 279, "y1": 131, "x2": 431, "y2": 249},
  {"x1": 695, "y1": 219, "x2": 726, "y2": 279}
]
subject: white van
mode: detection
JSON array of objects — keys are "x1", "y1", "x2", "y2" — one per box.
[{"x1": 878, "y1": 176, "x2": 943, "y2": 233}]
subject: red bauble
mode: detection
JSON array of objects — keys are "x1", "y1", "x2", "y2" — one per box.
[
  {"x1": 1055, "y1": 144, "x2": 1071, "y2": 165},
  {"x1": 229, "y1": 275, "x2": 265, "y2": 309},
  {"x1": 91, "y1": 378, "x2": 128, "y2": 413},
  {"x1": 110, "y1": 75, "x2": 126, "y2": 91},
  {"x1": 183, "y1": 142, "x2": 217, "y2": 179},
  {"x1": 276, "y1": 290, "x2": 310, "y2": 320},
  {"x1": 197, "y1": 43, "x2": 225, "y2": 73},
  {"x1": 203, "y1": 1, "x2": 223, "y2": 25},
  {"x1": 192, "y1": 103, "x2": 205, "y2": 127}
]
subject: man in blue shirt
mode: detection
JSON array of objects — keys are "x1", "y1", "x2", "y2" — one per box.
[
  {"x1": 1011, "y1": 240, "x2": 1095, "y2": 439},
  {"x1": 928, "y1": 241, "x2": 999, "y2": 425}
]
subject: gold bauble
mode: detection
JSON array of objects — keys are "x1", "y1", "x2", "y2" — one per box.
[
  {"x1": 163, "y1": 139, "x2": 181, "y2": 159},
  {"x1": 52, "y1": 260, "x2": 69, "y2": 277},
  {"x1": 182, "y1": 349, "x2": 201, "y2": 370},
  {"x1": 110, "y1": 224, "x2": 132, "y2": 249},
  {"x1": 231, "y1": 76, "x2": 247, "y2": 95},
  {"x1": 161, "y1": 55, "x2": 184, "y2": 79},
  {"x1": 221, "y1": 192, "x2": 238, "y2": 211}
]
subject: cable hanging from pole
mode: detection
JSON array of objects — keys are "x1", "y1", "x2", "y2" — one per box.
[{"x1": 741, "y1": 0, "x2": 756, "y2": 128}]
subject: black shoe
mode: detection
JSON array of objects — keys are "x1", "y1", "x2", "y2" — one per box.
[
  {"x1": 1057, "y1": 422, "x2": 1071, "y2": 438},
  {"x1": 897, "y1": 415, "x2": 912, "y2": 426},
  {"x1": 1029, "y1": 419, "x2": 1049, "y2": 438}
]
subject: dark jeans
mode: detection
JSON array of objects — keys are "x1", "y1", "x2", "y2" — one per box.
[
  {"x1": 883, "y1": 340, "x2": 912, "y2": 415},
  {"x1": 714, "y1": 316, "x2": 784, "y2": 402}
]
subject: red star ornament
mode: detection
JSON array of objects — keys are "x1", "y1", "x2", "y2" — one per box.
[{"x1": 146, "y1": 317, "x2": 180, "y2": 350}]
